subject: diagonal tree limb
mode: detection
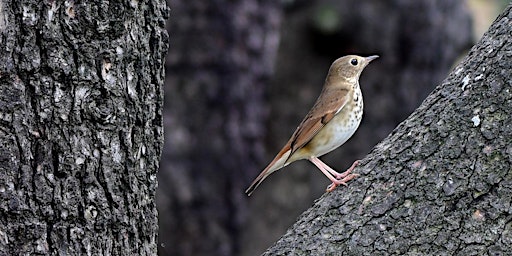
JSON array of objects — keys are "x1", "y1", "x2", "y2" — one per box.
[{"x1": 264, "y1": 3, "x2": 512, "y2": 255}]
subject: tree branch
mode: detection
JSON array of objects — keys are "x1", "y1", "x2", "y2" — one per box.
[{"x1": 264, "y1": 4, "x2": 512, "y2": 255}]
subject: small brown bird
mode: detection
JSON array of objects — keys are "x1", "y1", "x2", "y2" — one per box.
[{"x1": 246, "y1": 55, "x2": 378, "y2": 196}]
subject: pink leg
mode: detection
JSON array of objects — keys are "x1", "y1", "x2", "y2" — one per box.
[
  {"x1": 309, "y1": 157, "x2": 359, "y2": 192},
  {"x1": 309, "y1": 157, "x2": 340, "y2": 183}
]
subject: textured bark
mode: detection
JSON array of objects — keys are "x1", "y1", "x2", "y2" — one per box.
[
  {"x1": 265, "y1": 4, "x2": 512, "y2": 255},
  {"x1": 0, "y1": 1, "x2": 168, "y2": 255},
  {"x1": 244, "y1": 1, "x2": 473, "y2": 254},
  {"x1": 158, "y1": 1, "x2": 281, "y2": 255}
]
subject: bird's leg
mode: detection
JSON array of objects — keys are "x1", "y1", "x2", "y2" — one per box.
[
  {"x1": 309, "y1": 157, "x2": 340, "y2": 183},
  {"x1": 309, "y1": 157, "x2": 359, "y2": 192},
  {"x1": 311, "y1": 157, "x2": 359, "y2": 179}
]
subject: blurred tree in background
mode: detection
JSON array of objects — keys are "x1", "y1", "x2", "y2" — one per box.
[
  {"x1": 159, "y1": 1, "x2": 281, "y2": 255},
  {"x1": 159, "y1": 0, "x2": 504, "y2": 255}
]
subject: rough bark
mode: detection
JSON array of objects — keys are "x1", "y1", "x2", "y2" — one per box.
[
  {"x1": 265, "y1": 4, "x2": 511, "y2": 255},
  {"x1": 158, "y1": 1, "x2": 281, "y2": 255},
  {"x1": 244, "y1": 1, "x2": 473, "y2": 254},
  {"x1": 0, "y1": 1, "x2": 168, "y2": 255}
]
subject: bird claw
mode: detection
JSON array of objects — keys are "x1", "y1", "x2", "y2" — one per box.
[
  {"x1": 326, "y1": 173, "x2": 360, "y2": 192},
  {"x1": 334, "y1": 160, "x2": 360, "y2": 179}
]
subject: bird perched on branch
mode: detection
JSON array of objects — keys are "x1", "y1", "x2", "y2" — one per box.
[{"x1": 246, "y1": 55, "x2": 379, "y2": 196}]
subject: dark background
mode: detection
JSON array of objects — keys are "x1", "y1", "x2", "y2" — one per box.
[{"x1": 158, "y1": 0, "x2": 507, "y2": 255}]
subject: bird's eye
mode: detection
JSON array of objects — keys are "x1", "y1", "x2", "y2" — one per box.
[{"x1": 350, "y1": 59, "x2": 358, "y2": 66}]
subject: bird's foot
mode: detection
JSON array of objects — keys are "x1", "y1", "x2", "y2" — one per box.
[
  {"x1": 326, "y1": 160, "x2": 361, "y2": 192},
  {"x1": 326, "y1": 173, "x2": 359, "y2": 192},
  {"x1": 334, "y1": 160, "x2": 360, "y2": 179}
]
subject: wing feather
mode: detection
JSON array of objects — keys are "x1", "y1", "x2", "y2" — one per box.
[{"x1": 287, "y1": 86, "x2": 350, "y2": 155}]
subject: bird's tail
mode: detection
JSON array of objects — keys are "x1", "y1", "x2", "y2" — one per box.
[{"x1": 245, "y1": 149, "x2": 291, "y2": 196}]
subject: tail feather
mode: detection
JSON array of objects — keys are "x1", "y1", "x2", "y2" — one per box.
[
  {"x1": 245, "y1": 148, "x2": 291, "y2": 196},
  {"x1": 245, "y1": 169, "x2": 273, "y2": 196}
]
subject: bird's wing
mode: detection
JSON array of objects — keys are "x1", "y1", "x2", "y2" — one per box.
[{"x1": 288, "y1": 86, "x2": 350, "y2": 155}]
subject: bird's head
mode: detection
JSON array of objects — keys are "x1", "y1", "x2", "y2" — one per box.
[{"x1": 327, "y1": 55, "x2": 379, "y2": 84}]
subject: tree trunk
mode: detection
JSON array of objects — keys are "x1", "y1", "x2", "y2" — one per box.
[
  {"x1": 158, "y1": 1, "x2": 281, "y2": 255},
  {"x1": 0, "y1": 1, "x2": 168, "y2": 255},
  {"x1": 264, "y1": 3, "x2": 512, "y2": 255}
]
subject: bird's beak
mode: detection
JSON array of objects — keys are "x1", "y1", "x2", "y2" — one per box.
[{"x1": 365, "y1": 55, "x2": 379, "y2": 62}]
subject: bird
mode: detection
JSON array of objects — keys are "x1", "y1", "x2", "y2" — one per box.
[{"x1": 245, "y1": 55, "x2": 379, "y2": 196}]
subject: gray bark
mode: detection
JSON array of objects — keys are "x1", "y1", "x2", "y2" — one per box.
[
  {"x1": 265, "y1": 3, "x2": 512, "y2": 255},
  {"x1": 0, "y1": 1, "x2": 168, "y2": 255}
]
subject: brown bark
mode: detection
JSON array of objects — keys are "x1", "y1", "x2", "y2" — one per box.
[
  {"x1": 0, "y1": 1, "x2": 168, "y2": 255},
  {"x1": 264, "y1": 3, "x2": 512, "y2": 255}
]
